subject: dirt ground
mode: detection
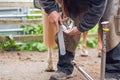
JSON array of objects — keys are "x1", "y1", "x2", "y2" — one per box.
[{"x1": 0, "y1": 48, "x2": 101, "y2": 80}]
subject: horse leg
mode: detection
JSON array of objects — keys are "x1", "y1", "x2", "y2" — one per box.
[
  {"x1": 45, "y1": 48, "x2": 55, "y2": 72},
  {"x1": 97, "y1": 28, "x2": 102, "y2": 57},
  {"x1": 80, "y1": 31, "x2": 88, "y2": 57}
]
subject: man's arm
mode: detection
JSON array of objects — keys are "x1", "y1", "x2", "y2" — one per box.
[
  {"x1": 40, "y1": 0, "x2": 62, "y2": 32},
  {"x1": 77, "y1": 0, "x2": 107, "y2": 32},
  {"x1": 40, "y1": 0, "x2": 59, "y2": 14}
]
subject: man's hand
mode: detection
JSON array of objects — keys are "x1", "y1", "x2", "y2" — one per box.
[
  {"x1": 48, "y1": 11, "x2": 62, "y2": 32},
  {"x1": 64, "y1": 27, "x2": 81, "y2": 35}
]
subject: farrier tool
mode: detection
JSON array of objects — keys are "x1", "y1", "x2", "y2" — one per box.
[
  {"x1": 101, "y1": 21, "x2": 109, "y2": 80},
  {"x1": 57, "y1": 23, "x2": 66, "y2": 55},
  {"x1": 57, "y1": 18, "x2": 74, "y2": 55},
  {"x1": 72, "y1": 61, "x2": 94, "y2": 80}
]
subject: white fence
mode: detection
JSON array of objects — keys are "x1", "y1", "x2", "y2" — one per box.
[
  {"x1": 0, "y1": 1, "x2": 43, "y2": 41},
  {"x1": 0, "y1": 0, "x2": 33, "y2": 2}
]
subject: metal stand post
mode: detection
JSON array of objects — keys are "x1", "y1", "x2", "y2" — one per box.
[{"x1": 100, "y1": 21, "x2": 109, "y2": 80}]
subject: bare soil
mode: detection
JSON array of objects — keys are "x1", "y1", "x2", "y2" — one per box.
[{"x1": 0, "y1": 48, "x2": 101, "y2": 80}]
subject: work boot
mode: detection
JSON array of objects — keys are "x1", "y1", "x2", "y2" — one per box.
[{"x1": 49, "y1": 72, "x2": 72, "y2": 80}]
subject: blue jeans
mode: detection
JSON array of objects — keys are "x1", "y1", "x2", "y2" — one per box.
[
  {"x1": 57, "y1": 50, "x2": 75, "y2": 75},
  {"x1": 105, "y1": 43, "x2": 120, "y2": 79}
]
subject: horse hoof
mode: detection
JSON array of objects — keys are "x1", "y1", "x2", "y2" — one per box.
[
  {"x1": 80, "y1": 49, "x2": 88, "y2": 57},
  {"x1": 98, "y1": 50, "x2": 102, "y2": 57},
  {"x1": 45, "y1": 69, "x2": 55, "y2": 72}
]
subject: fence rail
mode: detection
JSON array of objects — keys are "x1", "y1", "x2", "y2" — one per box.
[
  {"x1": 0, "y1": 2, "x2": 34, "y2": 7},
  {"x1": 0, "y1": 35, "x2": 43, "y2": 41},
  {"x1": 0, "y1": 19, "x2": 42, "y2": 24},
  {"x1": 0, "y1": 33, "x2": 97, "y2": 42},
  {"x1": 0, "y1": 2, "x2": 42, "y2": 41},
  {"x1": 0, "y1": 0, "x2": 33, "y2": 2},
  {"x1": 0, "y1": 14, "x2": 42, "y2": 18}
]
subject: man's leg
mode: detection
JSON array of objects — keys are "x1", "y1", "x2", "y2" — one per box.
[
  {"x1": 57, "y1": 50, "x2": 75, "y2": 75},
  {"x1": 50, "y1": 33, "x2": 80, "y2": 80},
  {"x1": 105, "y1": 43, "x2": 120, "y2": 79},
  {"x1": 49, "y1": 50, "x2": 75, "y2": 80}
]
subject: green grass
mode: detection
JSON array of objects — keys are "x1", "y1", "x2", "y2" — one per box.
[{"x1": 78, "y1": 24, "x2": 98, "y2": 49}]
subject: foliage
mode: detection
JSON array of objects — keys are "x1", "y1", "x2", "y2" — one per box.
[
  {"x1": 0, "y1": 37, "x2": 47, "y2": 52},
  {"x1": 19, "y1": 24, "x2": 47, "y2": 52},
  {"x1": 17, "y1": 40, "x2": 47, "y2": 52},
  {"x1": 77, "y1": 24, "x2": 98, "y2": 49},
  {"x1": 20, "y1": 24, "x2": 47, "y2": 52},
  {"x1": 87, "y1": 24, "x2": 98, "y2": 48},
  {"x1": 21, "y1": 24, "x2": 43, "y2": 35},
  {"x1": 86, "y1": 37, "x2": 98, "y2": 48},
  {"x1": 0, "y1": 35, "x2": 19, "y2": 51},
  {"x1": 0, "y1": 23, "x2": 99, "y2": 51},
  {"x1": 27, "y1": 10, "x2": 42, "y2": 19},
  {"x1": 0, "y1": 24, "x2": 47, "y2": 52},
  {"x1": 88, "y1": 24, "x2": 98, "y2": 34}
]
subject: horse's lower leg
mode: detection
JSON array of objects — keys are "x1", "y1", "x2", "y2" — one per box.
[
  {"x1": 80, "y1": 31, "x2": 88, "y2": 57},
  {"x1": 82, "y1": 31, "x2": 88, "y2": 49},
  {"x1": 46, "y1": 48, "x2": 55, "y2": 72},
  {"x1": 97, "y1": 28, "x2": 102, "y2": 57}
]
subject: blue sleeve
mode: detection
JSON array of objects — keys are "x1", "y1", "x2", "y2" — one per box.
[
  {"x1": 40, "y1": 0, "x2": 59, "y2": 14},
  {"x1": 77, "y1": 0, "x2": 107, "y2": 32}
]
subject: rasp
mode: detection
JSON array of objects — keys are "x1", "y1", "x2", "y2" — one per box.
[{"x1": 57, "y1": 24, "x2": 66, "y2": 55}]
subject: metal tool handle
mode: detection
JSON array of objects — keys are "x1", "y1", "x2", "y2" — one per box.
[
  {"x1": 72, "y1": 61, "x2": 94, "y2": 80},
  {"x1": 100, "y1": 21, "x2": 109, "y2": 80},
  {"x1": 57, "y1": 24, "x2": 66, "y2": 55}
]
